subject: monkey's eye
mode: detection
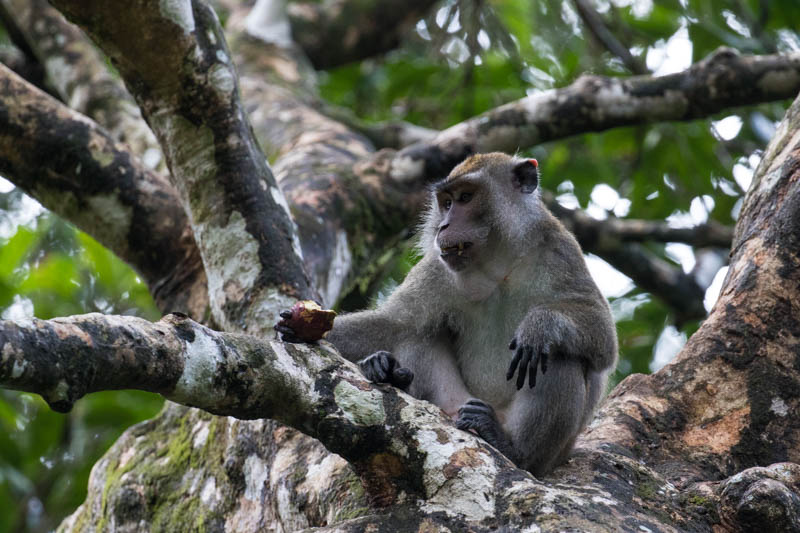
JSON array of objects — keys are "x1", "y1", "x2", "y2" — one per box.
[
  {"x1": 458, "y1": 192, "x2": 473, "y2": 203},
  {"x1": 443, "y1": 199, "x2": 452, "y2": 210}
]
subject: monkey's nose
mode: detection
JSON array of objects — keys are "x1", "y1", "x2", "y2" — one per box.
[{"x1": 438, "y1": 223, "x2": 449, "y2": 232}]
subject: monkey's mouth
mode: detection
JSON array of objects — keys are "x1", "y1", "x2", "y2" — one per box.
[
  {"x1": 439, "y1": 242, "x2": 474, "y2": 271},
  {"x1": 439, "y1": 241, "x2": 473, "y2": 257}
]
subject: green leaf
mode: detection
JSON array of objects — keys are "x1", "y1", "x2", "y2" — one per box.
[{"x1": 0, "y1": 227, "x2": 37, "y2": 280}]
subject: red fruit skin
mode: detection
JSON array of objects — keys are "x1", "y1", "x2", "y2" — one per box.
[{"x1": 278, "y1": 300, "x2": 336, "y2": 342}]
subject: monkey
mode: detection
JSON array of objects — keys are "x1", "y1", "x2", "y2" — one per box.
[{"x1": 277, "y1": 152, "x2": 618, "y2": 476}]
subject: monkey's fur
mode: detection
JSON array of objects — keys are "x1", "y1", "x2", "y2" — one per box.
[{"x1": 326, "y1": 153, "x2": 617, "y2": 475}]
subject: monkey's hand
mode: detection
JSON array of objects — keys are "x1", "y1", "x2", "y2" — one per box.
[
  {"x1": 358, "y1": 351, "x2": 414, "y2": 390},
  {"x1": 506, "y1": 335, "x2": 550, "y2": 390},
  {"x1": 456, "y1": 399, "x2": 515, "y2": 459}
]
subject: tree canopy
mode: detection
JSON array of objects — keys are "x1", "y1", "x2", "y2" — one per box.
[{"x1": 0, "y1": 0, "x2": 799, "y2": 531}]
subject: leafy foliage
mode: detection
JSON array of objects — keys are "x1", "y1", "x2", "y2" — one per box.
[{"x1": 0, "y1": 186, "x2": 162, "y2": 533}]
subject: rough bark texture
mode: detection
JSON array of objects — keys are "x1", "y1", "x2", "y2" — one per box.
[
  {"x1": 51, "y1": 0, "x2": 317, "y2": 331},
  {"x1": 0, "y1": 0, "x2": 799, "y2": 531},
  {"x1": 0, "y1": 64, "x2": 207, "y2": 317},
  {"x1": 2, "y1": 0, "x2": 164, "y2": 169},
  {"x1": 387, "y1": 48, "x2": 800, "y2": 186}
]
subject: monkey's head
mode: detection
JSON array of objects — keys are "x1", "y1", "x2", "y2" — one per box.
[{"x1": 423, "y1": 152, "x2": 540, "y2": 273}]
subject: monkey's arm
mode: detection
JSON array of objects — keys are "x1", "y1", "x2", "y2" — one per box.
[
  {"x1": 508, "y1": 297, "x2": 617, "y2": 390},
  {"x1": 326, "y1": 311, "x2": 406, "y2": 362},
  {"x1": 327, "y1": 254, "x2": 447, "y2": 362}
]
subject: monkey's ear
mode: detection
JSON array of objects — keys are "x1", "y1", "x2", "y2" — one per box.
[{"x1": 512, "y1": 159, "x2": 539, "y2": 194}]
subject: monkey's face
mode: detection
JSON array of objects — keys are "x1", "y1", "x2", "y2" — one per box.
[
  {"x1": 430, "y1": 153, "x2": 540, "y2": 274},
  {"x1": 434, "y1": 180, "x2": 491, "y2": 272}
]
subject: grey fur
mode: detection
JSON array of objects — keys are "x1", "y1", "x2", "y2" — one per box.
[{"x1": 326, "y1": 153, "x2": 618, "y2": 476}]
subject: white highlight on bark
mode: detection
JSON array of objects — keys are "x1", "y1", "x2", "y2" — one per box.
[
  {"x1": 770, "y1": 397, "x2": 789, "y2": 417},
  {"x1": 269, "y1": 437, "x2": 314, "y2": 530},
  {"x1": 43, "y1": 57, "x2": 72, "y2": 102},
  {"x1": 303, "y1": 454, "x2": 342, "y2": 489},
  {"x1": 159, "y1": 0, "x2": 196, "y2": 34},
  {"x1": 269, "y1": 341, "x2": 318, "y2": 402},
  {"x1": 269, "y1": 185, "x2": 304, "y2": 261},
  {"x1": 87, "y1": 194, "x2": 134, "y2": 240},
  {"x1": 11, "y1": 358, "x2": 26, "y2": 379},
  {"x1": 415, "y1": 427, "x2": 497, "y2": 521},
  {"x1": 202, "y1": 211, "x2": 260, "y2": 319},
  {"x1": 118, "y1": 446, "x2": 136, "y2": 469},
  {"x1": 592, "y1": 495, "x2": 618, "y2": 506},
  {"x1": 245, "y1": 0, "x2": 292, "y2": 47},
  {"x1": 322, "y1": 230, "x2": 352, "y2": 306},
  {"x1": 244, "y1": 454, "x2": 269, "y2": 500},
  {"x1": 209, "y1": 63, "x2": 235, "y2": 99},
  {"x1": 333, "y1": 380, "x2": 386, "y2": 426},
  {"x1": 538, "y1": 485, "x2": 588, "y2": 514},
  {"x1": 390, "y1": 154, "x2": 426, "y2": 183},
  {"x1": 50, "y1": 379, "x2": 70, "y2": 403},
  {"x1": 173, "y1": 328, "x2": 226, "y2": 405},
  {"x1": 200, "y1": 477, "x2": 218, "y2": 505},
  {"x1": 193, "y1": 422, "x2": 210, "y2": 448}
]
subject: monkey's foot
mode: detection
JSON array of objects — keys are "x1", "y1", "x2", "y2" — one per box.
[
  {"x1": 358, "y1": 351, "x2": 414, "y2": 390},
  {"x1": 456, "y1": 399, "x2": 515, "y2": 459}
]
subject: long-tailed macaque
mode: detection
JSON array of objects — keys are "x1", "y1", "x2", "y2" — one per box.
[{"x1": 281, "y1": 153, "x2": 618, "y2": 476}]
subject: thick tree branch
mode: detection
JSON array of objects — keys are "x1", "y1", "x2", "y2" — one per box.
[
  {"x1": 388, "y1": 48, "x2": 800, "y2": 183},
  {"x1": 0, "y1": 64, "x2": 207, "y2": 317},
  {"x1": 599, "y1": 243, "x2": 707, "y2": 322},
  {"x1": 0, "y1": 313, "x2": 754, "y2": 531},
  {"x1": 319, "y1": 102, "x2": 438, "y2": 149},
  {"x1": 579, "y1": 89, "x2": 800, "y2": 525},
  {"x1": 547, "y1": 194, "x2": 734, "y2": 248},
  {"x1": 3, "y1": 0, "x2": 164, "y2": 169},
  {"x1": 0, "y1": 313, "x2": 519, "y2": 510},
  {"x1": 51, "y1": 0, "x2": 317, "y2": 332},
  {"x1": 219, "y1": 0, "x2": 437, "y2": 70},
  {"x1": 0, "y1": 2, "x2": 48, "y2": 90},
  {"x1": 227, "y1": 20, "x2": 423, "y2": 307},
  {"x1": 546, "y1": 193, "x2": 732, "y2": 321}
]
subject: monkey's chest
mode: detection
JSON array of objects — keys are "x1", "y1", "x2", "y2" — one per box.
[{"x1": 454, "y1": 304, "x2": 522, "y2": 408}]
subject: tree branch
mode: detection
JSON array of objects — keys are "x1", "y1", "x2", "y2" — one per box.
[
  {"x1": 227, "y1": 19, "x2": 426, "y2": 307},
  {"x1": 0, "y1": 312, "x2": 515, "y2": 508},
  {"x1": 0, "y1": 312, "x2": 750, "y2": 530},
  {"x1": 3, "y1": 0, "x2": 164, "y2": 169},
  {"x1": 572, "y1": 0, "x2": 647, "y2": 74},
  {"x1": 0, "y1": 64, "x2": 207, "y2": 317},
  {"x1": 580, "y1": 89, "x2": 800, "y2": 500},
  {"x1": 51, "y1": 0, "x2": 317, "y2": 332},
  {"x1": 318, "y1": 102, "x2": 438, "y2": 149},
  {"x1": 544, "y1": 192, "x2": 734, "y2": 248},
  {"x1": 389, "y1": 48, "x2": 800, "y2": 183},
  {"x1": 545, "y1": 197, "x2": 708, "y2": 321}
]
